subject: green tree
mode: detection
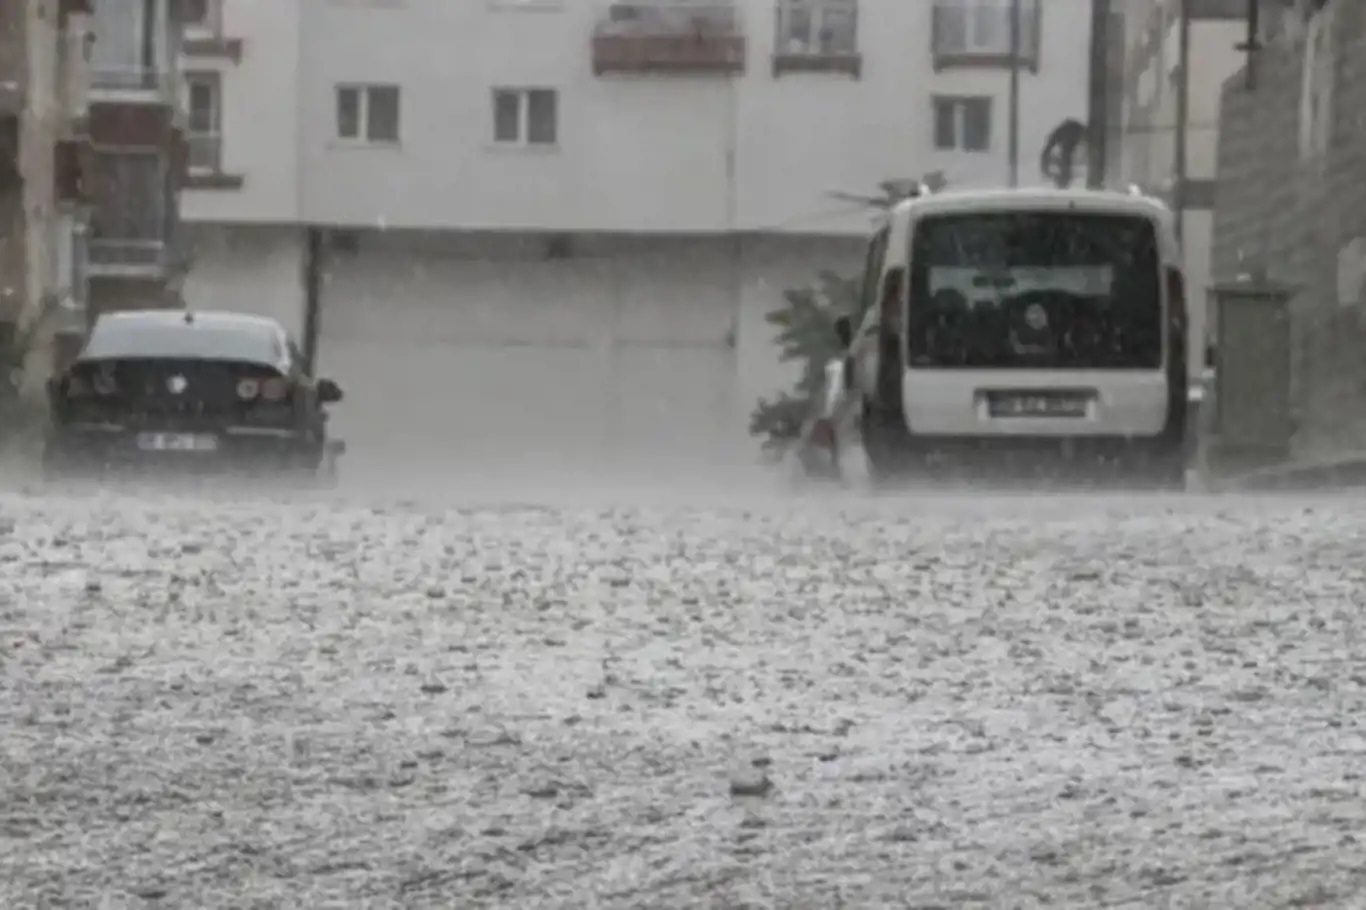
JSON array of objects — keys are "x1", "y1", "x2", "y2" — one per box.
[{"x1": 748, "y1": 270, "x2": 860, "y2": 458}]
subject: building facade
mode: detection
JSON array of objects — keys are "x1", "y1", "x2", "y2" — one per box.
[
  {"x1": 1118, "y1": 0, "x2": 1249, "y2": 365},
  {"x1": 1, "y1": 0, "x2": 189, "y2": 399},
  {"x1": 1, "y1": 0, "x2": 93, "y2": 391},
  {"x1": 86, "y1": 0, "x2": 190, "y2": 318},
  {"x1": 179, "y1": 0, "x2": 1093, "y2": 476},
  {"x1": 1209, "y1": 0, "x2": 1366, "y2": 460}
]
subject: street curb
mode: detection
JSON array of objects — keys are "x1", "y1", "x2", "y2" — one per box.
[{"x1": 1212, "y1": 454, "x2": 1366, "y2": 493}]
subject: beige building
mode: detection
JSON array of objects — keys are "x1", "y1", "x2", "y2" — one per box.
[{"x1": 1, "y1": 0, "x2": 94, "y2": 390}]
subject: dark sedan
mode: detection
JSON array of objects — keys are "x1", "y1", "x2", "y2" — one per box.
[{"x1": 43, "y1": 309, "x2": 345, "y2": 481}]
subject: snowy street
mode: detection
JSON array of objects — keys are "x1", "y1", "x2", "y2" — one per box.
[{"x1": 2, "y1": 485, "x2": 1365, "y2": 908}]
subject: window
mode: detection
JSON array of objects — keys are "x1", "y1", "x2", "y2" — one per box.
[
  {"x1": 932, "y1": 96, "x2": 991, "y2": 152},
  {"x1": 907, "y1": 212, "x2": 1163, "y2": 370},
  {"x1": 491, "y1": 88, "x2": 558, "y2": 146},
  {"x1": 776, "y1": 0, "x2": 857, "y2": 55},
  {"x1": 335, "y1": 84, "x2": 401, "y2": 144},
  {"x1": 184, "y1": 72, "x2": 222, "y2": 172},
  {"x1": 180, "y1": 0, "x2": 221, "y2": 34},
  {"x1": 932, "y1": 0, "x2": 1039, "y2": 65}
]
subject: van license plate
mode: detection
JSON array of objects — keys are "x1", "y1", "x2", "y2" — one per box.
[
  {"x1": 137, "y1": 432, "x2": 219, "y2": 452},
  {"x1": 987, "y1": 392, "x2": 1090, "y2": 418}
]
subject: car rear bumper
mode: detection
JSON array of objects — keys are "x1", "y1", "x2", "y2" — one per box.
[
  {"x1": 45, "y1": 422, "x2": 342, "y2": 474},
  {"x1": 878, "y1": 430, "x2": 1187, "y2": 487}
]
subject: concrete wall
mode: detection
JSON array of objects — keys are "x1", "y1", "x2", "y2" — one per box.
[{"x1": 1211, "y1": 0, "x2": 1366, "y2": 458}]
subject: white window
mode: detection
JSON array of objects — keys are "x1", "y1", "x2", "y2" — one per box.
[
  {"x1": 933, "y1": 96, "x2": 992, "y2": 152},
  {"x1": 335, "y1": 84, "x2": 401, "y2": 144},
  {"x1": 184, "y1": 72, "x2": 222, "y2": 172},
  {"x1": 776, "y1": 0, "x2": 857, "y2": 55},
  {"x1": 933, "y1": 0, "x2": 1039, "y2": 61},
  {"x1": 491, "y1": 88, "x2": 558, "y2": 146},
  {"x1": 180, "y1": 0, "x2": 221, "y2": 35}
]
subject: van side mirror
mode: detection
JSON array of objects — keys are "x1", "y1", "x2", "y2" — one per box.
[
  {"x1": 317, "y1": 378, "x2": 343, "y2": 403},
  {"x1": 833, "y1": 315, "x2": 853, "y2": 348}
]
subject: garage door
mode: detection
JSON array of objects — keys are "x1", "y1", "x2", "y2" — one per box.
[{"x1": 315, "y1": 236, "x2": 739, "y2": 484}]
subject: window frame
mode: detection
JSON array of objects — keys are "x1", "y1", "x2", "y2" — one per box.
[
  {"x1": 774, "y1": 0, "x2": 858, "y2": 57},
  {"x1": 931, "y1": 95, "x2": 993, "y2": 153},
  {"x1": 931, "y1": 0, "x2": 1041, "y2": 71},
  {"x1": 490, "y1": 87, "x2": 559, "y2": 148},
  {"x1": 181, "y1": 0, "x2": 223, "y2": 37},
  {"x1": 183, "y1": 70, "x2": 222, "y2": 173},
  {"x1": 334, "y1": 83, "x2": 402, "y2": 146}
]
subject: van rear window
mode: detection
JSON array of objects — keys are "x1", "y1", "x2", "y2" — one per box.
[{"x1": 907, "y1": 211, "x2": 1163, "y2": 370}]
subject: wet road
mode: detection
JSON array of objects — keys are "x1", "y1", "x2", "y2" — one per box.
[{"x1": 2, "y1": 484, "x2": 1365, "y2": 908}]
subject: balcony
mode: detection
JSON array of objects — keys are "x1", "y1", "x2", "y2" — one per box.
[
  {"x1": 88, "y1": 0, "x2": 178, "y2": 103},
  {"x1": 592, "y1": 1, "x2": 745, "y2": 76},
  {"x1": 931, "y1": 0, "x2": 1041, "y2": 72},
  {"x1": 88, "y1": 239, "x2": 170, "y2": 276},
  {"x1": 772, "y1": 0, "x2": 861, "y2": 78},
  {"x1": 87, "y1": 149, "x2": 175, "y2": 279}
]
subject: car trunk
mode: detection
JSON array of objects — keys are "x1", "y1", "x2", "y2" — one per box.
[{"x1": 60, "y1": 357, "x2": 294, "y2": 428}]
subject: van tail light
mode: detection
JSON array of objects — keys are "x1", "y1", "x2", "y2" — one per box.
[
  {"x1": 236, "y1": 378, "x2": 260, "y2": 400},
  {"x1": 879, "y1": 268, "x2": 906, "y2": 327},
  {"x1": 1167, "y1": 267, "x2": 1188, "y2": 339},
  {"x1": 260, "y1": 378, "x2": 289, "y2": 401}
]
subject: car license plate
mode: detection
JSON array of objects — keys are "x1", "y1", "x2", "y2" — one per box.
[
  {"x1": 987, "y1": 391, "x2": 1091, "y2": 418},
  {"x1": 136, "y1": 432, "x2": 219, "y2": 452}
]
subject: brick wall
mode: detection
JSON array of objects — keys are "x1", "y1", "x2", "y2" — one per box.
[{"x1": 1211, "y1": 0, "x2": 1366, "y2": 457}]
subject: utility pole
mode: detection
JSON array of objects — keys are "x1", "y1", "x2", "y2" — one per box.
[
  {"x1": 1086, "y1": 0, "x2": 1113, "y2": 188},
  {"x1": 301, "y1": 227, "x2": 324, "y2": 375},
  {"x1": 1008, "y1": 0, "x2": 1021, "y2": 187},
  {"x1": 1173, "y1": 0, "x2": 1191, "y2": 248}
]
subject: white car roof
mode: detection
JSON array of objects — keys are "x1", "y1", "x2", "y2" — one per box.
[{"x1": 892, "y1": 186, "x2": 1172, "y2": 220}]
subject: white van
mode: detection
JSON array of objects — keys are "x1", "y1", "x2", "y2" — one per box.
[{"x1": 830, "y1": 186, "x2": 1194, "y2": 488}]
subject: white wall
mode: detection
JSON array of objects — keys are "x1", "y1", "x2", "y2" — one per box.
[
  {"x1": 189, "y1": 0, "x2": 1091, "y2": 235},
  {"x1": 182, "y1": 228, "x2": 865, "y2": 472},
  {"x1": 180, "y1": 224, "x2": 305, "y2": 339},
  {"x1": 179, "y1": 0, "x2": 303, "y2": 224}
]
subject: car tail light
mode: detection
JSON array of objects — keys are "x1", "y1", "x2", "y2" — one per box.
[
  {"x1": 809, "y1": 418, "x2": 836, "y2": 449},
  {"x1": 260, "y1": 377, "x2": 289, "y2": 401},
  {"x1": 236, "y1": 378, "x2": 260, "y2": 400}
]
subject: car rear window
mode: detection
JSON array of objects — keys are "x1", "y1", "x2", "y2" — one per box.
[
  {"x1": 81, "y1": 318, "x2": 284, "y2": 365},
  {"x1": 907, "y1": 210, "x2": 1163, "y2": 369}
]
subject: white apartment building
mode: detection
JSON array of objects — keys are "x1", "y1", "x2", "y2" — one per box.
[
  {"x1": 179, "y1": 0, "x2": 1091, "y2": 478},
  {"x1": 1119, "y1": 0, "x2": 1249, "y2": 360}
]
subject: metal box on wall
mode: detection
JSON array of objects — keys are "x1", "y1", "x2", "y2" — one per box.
[{"x1": 1209, "y1": 277, "x2": 1296, "y2": 473}]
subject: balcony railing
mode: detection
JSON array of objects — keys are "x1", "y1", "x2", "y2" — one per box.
[
  {"x1": 931, "y1": 0, "x2": 1040, "y2": 71},
  {"x1": 88, "y1": 238, "x2": 168, "y2": 272},
  {"x1": 90, "y1": 65, "x2": 175, "y2": 96},
  {"x1": 593, "y1": 1, "x2": 745, "y2": 75}
]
